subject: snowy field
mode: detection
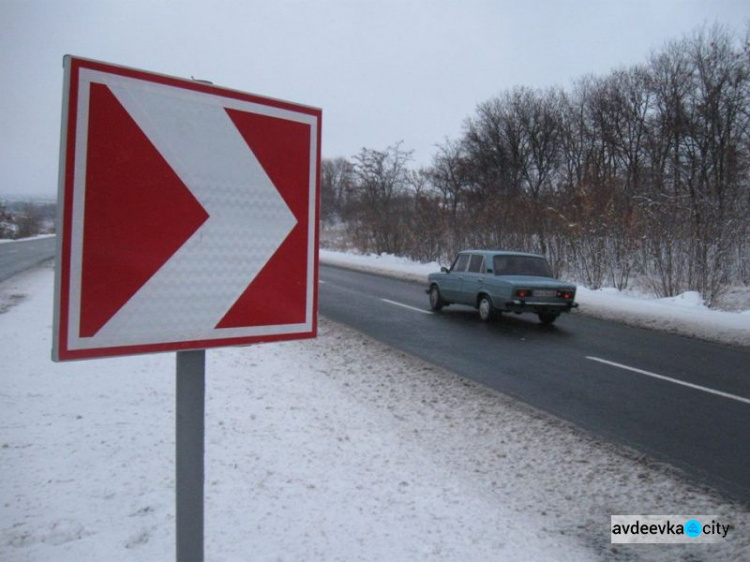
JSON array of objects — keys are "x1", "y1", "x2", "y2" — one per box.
[
  {"x1": 1, "y1": 262, "x2": 748, "y2": 561},
  {"x1": 320, "y1": 250, "x2": 750, "y2": 348}
]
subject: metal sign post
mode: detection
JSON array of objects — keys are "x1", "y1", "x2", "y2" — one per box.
[{"x1": 176, "y1": 350, "x2": 205, "y2": 562}]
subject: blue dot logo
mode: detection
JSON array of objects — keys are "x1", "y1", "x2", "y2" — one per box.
[{"x1": 685, "y1": 519, "x2": 702, "y2": 538}]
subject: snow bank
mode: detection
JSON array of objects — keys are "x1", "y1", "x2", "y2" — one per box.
[
  {"x1": 576, "y1": 287, "x2": 750, "y2": 347},
  {"x1": 320, "y1": 249, "x2": 750, "y2": 347},
  {"x1": 2, "y1": 265, "x2": 748, "y2": 561},
  {"x1": 320, "y1": 249, "x2": 440, "y2": 283},
  {"x1": 0, "y1": 234, "x2": 56, "y2": 244}
]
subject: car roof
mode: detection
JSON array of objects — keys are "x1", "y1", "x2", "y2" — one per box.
[{"x1": 459, "y1": 250, "x2": 546, "y2": 259}]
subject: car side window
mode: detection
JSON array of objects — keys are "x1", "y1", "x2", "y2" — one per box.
[
  {"x1": 468, "y1": 254, "x2": 484, "y2": 273},
  {"x1": 452, "y1": 254, "x2": 469, "y2": 272}
]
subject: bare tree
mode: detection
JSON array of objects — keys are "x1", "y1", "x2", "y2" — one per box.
[
  {"x1": 0, "y1": 202, "x2": 15, "y2": 239},
  {"x1": 320, "y1": 157, "x2": 354, "y2": 224},
  {"x1": 15, "y1": 204, "x2": 43, "y2": 239},
  {"x1": 349, "y1": 142, "x2": 414, "y2": 254}
]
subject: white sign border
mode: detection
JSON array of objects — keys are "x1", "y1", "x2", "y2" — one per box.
[{"x1": 54, "y1": 58, "x2": 319, "y2": 358}]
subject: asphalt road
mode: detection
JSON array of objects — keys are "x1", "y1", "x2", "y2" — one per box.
[
  {"x1": 0, "y1": 236, "x2": 56, "y2": 282},
  {"x1": 319, "y1": 264, "x2": 750, "y2": 505},
  {"x1": 4, "y1": 239, "x2": 748, "y2": 504}
]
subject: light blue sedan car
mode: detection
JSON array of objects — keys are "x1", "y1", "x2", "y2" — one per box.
[{"x1": 426, "y1": 250, "x2": 578, "y2": 324}]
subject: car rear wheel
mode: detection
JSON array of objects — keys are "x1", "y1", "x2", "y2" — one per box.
[
  {"x1": 429, "y1": 285, "x2": 444, "y2": 311},
  {"x1": 478, "y1": 295, "x2": 496, "y2": 322},
  {"x1": 538, "y1": 311, "x2": 558, "y2": 325}
]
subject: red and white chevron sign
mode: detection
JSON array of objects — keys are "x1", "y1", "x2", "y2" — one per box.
[{"x1": 53, "y1": 56, "x2": 321, "y2": 361}]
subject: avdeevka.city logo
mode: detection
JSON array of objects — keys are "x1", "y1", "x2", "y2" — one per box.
[
  {"x1": 684, "y1": 518, "x2": 702, "y2": 538},
  {"x1": 610, "y1": 515, "x2": 732, "y2": 544}
]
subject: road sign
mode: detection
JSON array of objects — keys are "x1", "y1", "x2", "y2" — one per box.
[{"x1": 53, "y1": 56, "x2": 321, "y2": 361}]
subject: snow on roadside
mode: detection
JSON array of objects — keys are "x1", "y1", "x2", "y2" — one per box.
[
  {"x1": 320, "y1": 249, "x2": 440, "y2": 284},
  {"x1": 0, "y1": 234, "x2": 56, "y2": 244},
  {"x1": 575, "y1": 287, "x2": 750, "y2": 347},
  {"x1": 2, "y1": 265, "x2": 748, "y2": 561},
  {"x1": 320, "y1": 249, "x2": 750, "y2": 347}
]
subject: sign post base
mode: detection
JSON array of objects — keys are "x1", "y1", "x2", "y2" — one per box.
[{"x1": 176, "y1": 350, "x2": 205, "y2": 562}]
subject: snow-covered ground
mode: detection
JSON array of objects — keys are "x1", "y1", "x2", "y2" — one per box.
[
  {"x1": 1, "y1": 263, "x2": 748, "y2": 561},
  {"x1": 320, "y1": 249, "x2": 750, "y2": 348}
]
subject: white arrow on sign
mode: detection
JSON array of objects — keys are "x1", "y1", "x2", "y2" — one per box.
[{"x1": 88, "y1": 81, "x2": 297, "y2": 347}]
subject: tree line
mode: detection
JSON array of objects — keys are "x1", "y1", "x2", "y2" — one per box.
[
  {"x1": 321, "y1": 25, "x2": 750, "y2": 305},
  {"x1": 0, "y1": 201, "x2": 56, "y2": 239}
]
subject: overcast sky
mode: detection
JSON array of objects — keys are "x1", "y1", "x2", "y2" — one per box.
[{"x1": 2, "y1": 0, "x2": 749, "y2": 198}]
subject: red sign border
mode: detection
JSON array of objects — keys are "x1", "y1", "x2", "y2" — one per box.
[{"x1": 53, "y1": 56, "x2": 321, "y2": 361}]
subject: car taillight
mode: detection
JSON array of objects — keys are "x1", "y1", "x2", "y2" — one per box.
[
  {"x1": 557, "y1": 290, "x2": 574, "y2": 299},
  {"x1": 515, "y1": 289, "x2": 532, "y2": 298}
]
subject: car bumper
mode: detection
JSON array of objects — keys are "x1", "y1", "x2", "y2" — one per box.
[{"x1": 503, "y1": 300, "x2": 578, "y2": 313}]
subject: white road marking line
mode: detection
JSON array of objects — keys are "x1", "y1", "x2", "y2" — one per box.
[
  {"x1": 318, "y1": 280, "x2": 327, "y2": 284},
  {"x1": 381, "y1": 299, "x2": 433, "y2": 315},
  {"x1": 586, "y1": 356, "x2": 750, "y2": 406}
]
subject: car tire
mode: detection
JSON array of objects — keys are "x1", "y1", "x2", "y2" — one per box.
[
  {"x1": 478, "y1": 295, "x2": 496, "y2": 322},
  {"x1": 429, "y1": 285, "x2": 444, "y2": 311},
  {"x1": 538, "y1": 311, "x2": 558, "y2": 325}
]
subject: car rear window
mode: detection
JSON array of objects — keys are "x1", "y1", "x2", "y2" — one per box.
[{"x1": 493, "y1": 255, "x2": 553, "y2": 277}]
